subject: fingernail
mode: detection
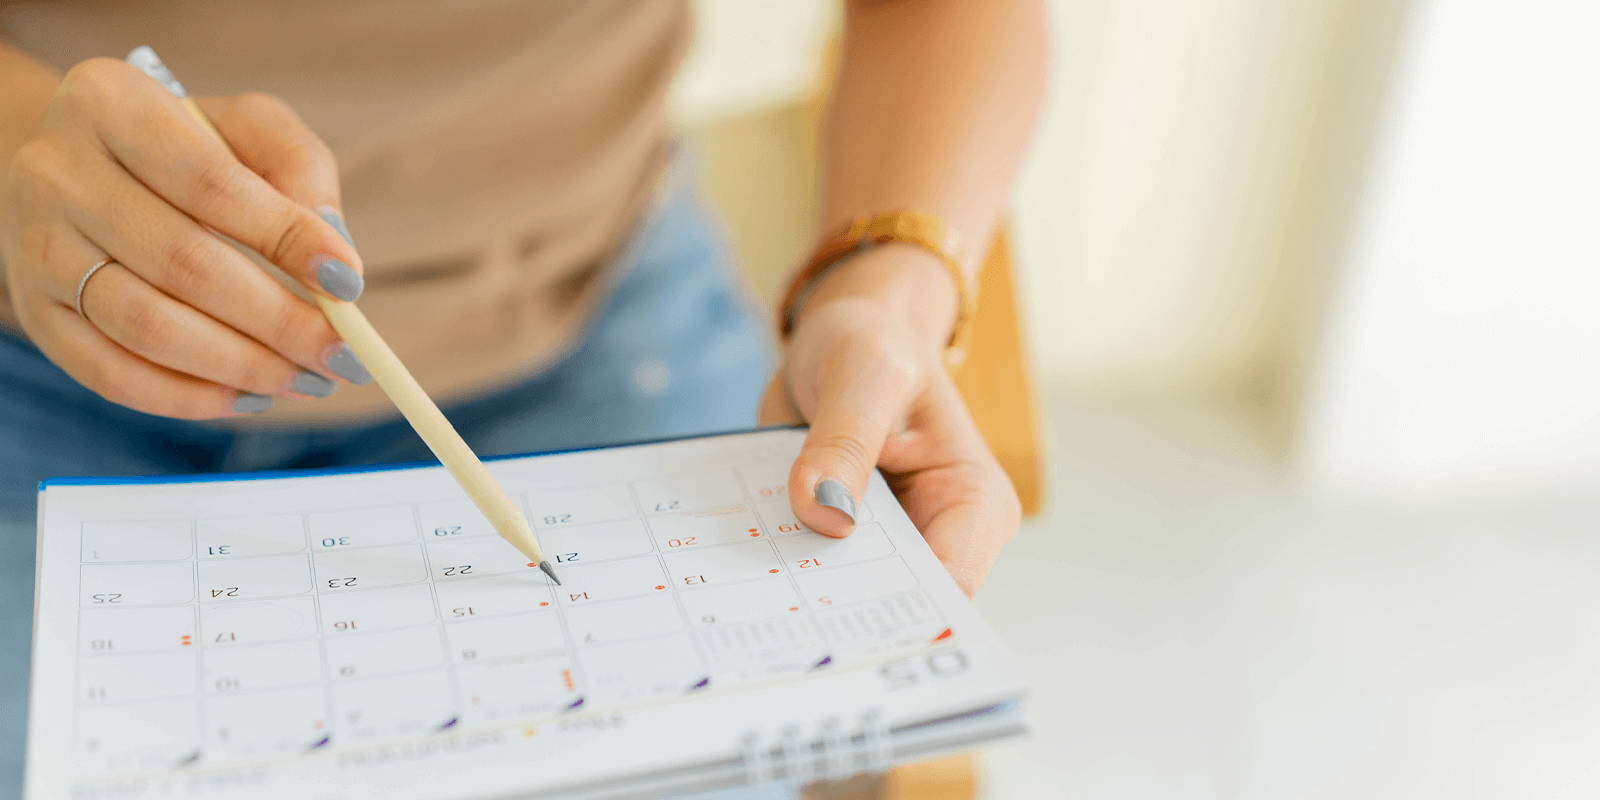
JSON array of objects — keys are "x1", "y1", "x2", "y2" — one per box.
[
  {"x1": 316, "y1": 205, "x2": 355, "y2": 246},
  {"x1": 233, "y1": 393, "x2": 273, "y2": 414},
  {"x1": 316, "y1": 258, "x2": 363, "y2": 302},
  {"x1": 291, "y1": 369, "x2": 336, "y2": 398},
  {"x1": 814, "y1": 478, "x2": 856, "y2": 522},
  {"x1": 325, "y1": 342, "x2": 372, "y2": 385}
]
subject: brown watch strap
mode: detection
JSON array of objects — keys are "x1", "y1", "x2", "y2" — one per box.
[{"x1": 777, "y1": 210, "x2": 976, "y2": 368}]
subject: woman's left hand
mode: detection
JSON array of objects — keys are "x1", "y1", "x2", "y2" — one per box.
[{"x1": 758, "y1": 245, "x2": 1020, "y2": 596}]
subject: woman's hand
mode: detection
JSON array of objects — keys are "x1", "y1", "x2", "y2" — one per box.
[
  {"x1": 759, "y1": 245, "x2": 1021, "y2": 595},
  {"x1": 1, "y1": 57, "x2": 370, "y2": 419}
]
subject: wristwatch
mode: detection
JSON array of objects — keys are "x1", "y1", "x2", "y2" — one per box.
[{"x1": 777, "y1": 210, "x2": 976, "y2": 368}]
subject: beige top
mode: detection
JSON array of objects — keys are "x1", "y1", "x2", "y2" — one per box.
[{"x1": 0, "y1": 0, "x2": 688, "y2": 424}]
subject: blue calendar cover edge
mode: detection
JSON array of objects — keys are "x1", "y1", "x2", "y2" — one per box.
[{"x1": 37, "y1": 424, "x2": 807, "y2": 490}]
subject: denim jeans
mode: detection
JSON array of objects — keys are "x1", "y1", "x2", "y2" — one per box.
[{"x1": 0, "y1": 162, "x2": 779, "y2": 796}]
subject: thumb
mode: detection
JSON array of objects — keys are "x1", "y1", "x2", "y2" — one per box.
[{"x1": 787, "y1": 350, "x2": 916, "y2": 538}]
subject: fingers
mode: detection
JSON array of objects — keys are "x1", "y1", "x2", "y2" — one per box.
[
  {"x1": 786, "y1": 340, "x2": 921, "y2": 537},
  {"x1": 51, "y1": 154, "x2": 358, "y2": 385},
  {"x1": 197, "y1": 95, "x2": 357, "y2": 250},
  {"x1": 200, "y1": 93, "x2": 337, "y2": 193},
  {"x1": 878, "y1": 370, "x2": 990, "y2": 476},
  {"x1": 884, "y1": 376, "x2": 1020, "y2": 595},
  {"x1": 77, "y1": 261, "x2": 325, "y2": 401},
  {"x1": 28, "y1": 301, "x2": 261, "y2": 420},
  {"x1": 55, "y1": 59, "x2": 362, "y2": 301},
  {"x1": 196, "y1": 94, "x2": 346, "y2": 220},
  {"x1": 31, "y1": 224, "x2": 327, "y2": 402},
  {"x1": 3, "y1": 60, "x2": 364, "y2": 422},
  {"x1": 913, "y1": 473, "x2": 1012, "y2": 597}
]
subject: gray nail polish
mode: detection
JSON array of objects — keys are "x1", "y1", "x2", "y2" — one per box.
[
  {"x1": 318, "y1": 207, "x2": 355, "y2": 246},
  {"x1": 317, "y1": 258, "x2": 363, "y2": 302},
  {"x1": 326, "y1": 343, "x2": 372, "y2": 385},
  {"x1": 814, "y1": 478, "x2": 856, "y2": 522},
  {"x1": 291, "y1": 369, "x2": 336, "y2": 398},
  {"x1": 233, "y1": 393, "x2": 273, "y2": 414}
]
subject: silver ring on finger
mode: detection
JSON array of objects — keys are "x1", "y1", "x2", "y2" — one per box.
[{"x1": 74, "y1": 257, "x2": 117, "y2": 324}]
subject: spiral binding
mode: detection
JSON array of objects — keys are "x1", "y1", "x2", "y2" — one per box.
[{"x1": 739, "y1": 709, "x2": 893, "y2": 788}]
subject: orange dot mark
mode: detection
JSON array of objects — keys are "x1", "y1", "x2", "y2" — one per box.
[
  {"x1": 654, "y1": 585, "x2": 666, "y2": 590},
  {"x1": 768, "y1": 569, "x2": 780, "y2": 574},
  {"x1": 538, "y1": 601, "x2": 550, "y2": 607},
  {"x1": 747, "y1": 528, "x2": 759, "y2": 533},
  {"x1": 748, "y1": 532, "x2": 760, "y2": 537},
  {"x1": 788, "y1": 606, "x2": 800, "y2": 612},
  {"x1": 526, "y1": 562, "x2": 537, "y2": 568},
  {"x1": 561, "y1": 669, "x2": 575, "y2": 690},
  {"x1": 933, "y1": 627, "x2": 954, "y2": 642}
]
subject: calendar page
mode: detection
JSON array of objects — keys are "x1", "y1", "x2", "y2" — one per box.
[{"x1": 26, "y1": 428, "x2": 1027, "y2": 799}]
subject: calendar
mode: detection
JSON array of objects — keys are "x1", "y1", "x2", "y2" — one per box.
[{"x1": 27, "y1": 428, "x2": 1028, "y2": 799}]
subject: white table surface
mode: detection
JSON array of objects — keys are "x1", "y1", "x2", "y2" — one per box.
[{"x1": 976, "y1": 399, "x2": 1600, "y2": 799}]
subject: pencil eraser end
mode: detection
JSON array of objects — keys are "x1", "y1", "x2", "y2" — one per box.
[{"x1": 126, "y1": 46, "x2": 188, "y2": 98}]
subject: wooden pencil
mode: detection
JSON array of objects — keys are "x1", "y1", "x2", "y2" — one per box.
[{"x1": 125, "y1": 46, "x2": 561, "y2": 586}]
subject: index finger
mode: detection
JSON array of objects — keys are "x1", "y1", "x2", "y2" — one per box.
[
  {"x1": 881, "y1": 378, "x2": 1019, "y2": 596},
  {"x1": 78, "y1": 60, "x2": 362, "y2": 301}
]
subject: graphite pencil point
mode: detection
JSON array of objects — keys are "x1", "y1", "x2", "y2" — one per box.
[{"x1": 538, "y1": 560, "x2": 562, "y2": 586}]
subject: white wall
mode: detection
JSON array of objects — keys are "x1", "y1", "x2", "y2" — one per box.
[
  {"x1": 1009, "y1": 1, "x2": 1403, "y2": 400},
  {"x1": 670, "y1": 0, "x2": 837, "y2": 129},
  {"x1": 1297, "y1": 0, "x2": 1600, "y2": 495}
]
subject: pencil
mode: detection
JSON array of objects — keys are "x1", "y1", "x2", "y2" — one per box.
[{"x1": 124, "y1": 46, "x2": 562, "y2": 586}]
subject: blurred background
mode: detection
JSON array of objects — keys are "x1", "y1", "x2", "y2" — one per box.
[{"x1": 676, "y1": 1, "x2": 1600, "y2": 797}]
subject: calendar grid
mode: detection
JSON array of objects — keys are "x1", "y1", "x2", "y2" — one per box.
[
  {"x1": 65, "y1": 465, "x2": 948, "y2": 777},
  {"x1": 522, "y1": 488, "x2": 590, "y2": 710},
  {"x1": 187, "y1": 518, "x2": 203, "y2": 764},
  {"x1": 301, "y1": 510, "x2": 337, "y2": 750},
  {"x1": 411, "y1": 501, "x2": 463, "y2": 729},
  {"x1": 734, "y1": 469, "x2": 834, "y2": 664},
  {"x1": 629, "y1": 477, "x2": 715, "y2": 687}
]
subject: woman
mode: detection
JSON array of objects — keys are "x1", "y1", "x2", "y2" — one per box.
[{"x1": 0, "y1": 0, "x2": 1045, "y2": 792}]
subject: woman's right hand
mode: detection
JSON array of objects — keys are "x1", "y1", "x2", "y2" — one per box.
[{"x1": 1, "y1": 57, "x2": 371, "y2": 419}]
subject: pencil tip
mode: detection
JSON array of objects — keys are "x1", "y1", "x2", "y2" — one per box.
[{"x1": 538, "y1": 560, "x2": 562, "y2": 586}]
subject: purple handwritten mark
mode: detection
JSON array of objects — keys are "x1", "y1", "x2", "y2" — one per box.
[
  {"x1": 308, "y1": 736, "x2": 332, "y2": 751},
  {"x1": 437, "y1": 716, "x2": 459, "y2": 732},
  {"x1": 564, "y1": 696, "x2": 586, "y2": 712},
  {"x1": 811, "y1": 655, "x2": 833, "y2": 670},
  {"x1": 688, "y1": 676, "x2": 711, "y2": 692}
]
